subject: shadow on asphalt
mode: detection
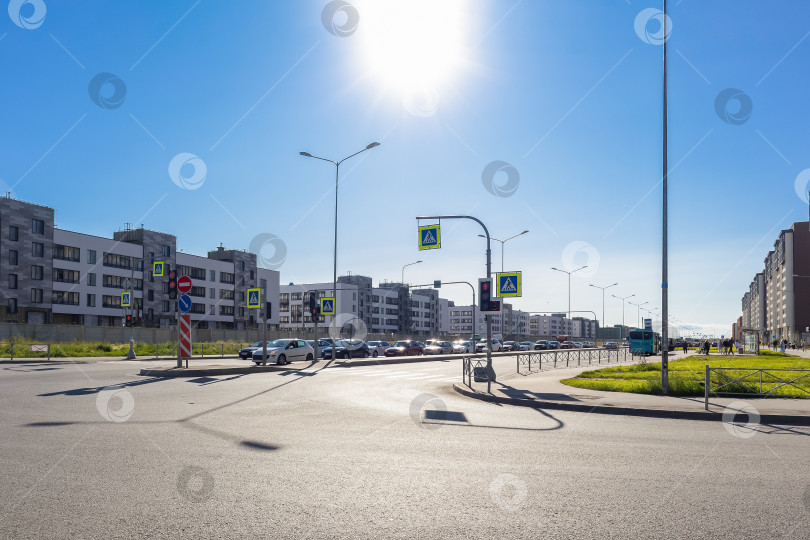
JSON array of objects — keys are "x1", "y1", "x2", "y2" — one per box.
[{"x1": 37, "y1": 376, "x2": 167, "y2": 396}]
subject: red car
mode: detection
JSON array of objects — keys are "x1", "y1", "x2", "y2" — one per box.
[
  {"x1": 384, "y1": 340, "x2": 425, "y2": 357},
  {"x1": 560, "y1": 341, "x2": 576, "y2": 349}
]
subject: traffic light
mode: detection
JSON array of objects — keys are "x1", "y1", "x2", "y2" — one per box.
[
  {"x1": 266, "y1": 301, "x2": 272, "y2": 319},
  {"x1": 125, "y1": 314, "x2": 132, "y2": 327},
  {"x1": 479, "y1": 278, "x2": 492, "y2": 311},
  {"x1": 308, "y1": 294, "x2": 320, "y2": 323},
  {"x1": 167, "y1": 265, "x2": 177, "y2": 299}
]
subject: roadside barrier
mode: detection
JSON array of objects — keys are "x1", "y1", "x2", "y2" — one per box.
[{"x1": 705, "y1": 366, "x2": 810, "y2": 409}]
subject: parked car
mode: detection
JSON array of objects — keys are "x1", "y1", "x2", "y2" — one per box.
[
  {"x1": 321, "y1": 340, "x2": 371, "y2": 360},
  {"x1": 572, "y1": 341, "x2": 583, "y2": 348},
  {"x1": 502, "y1": 341, "x2": 518, "y2": 351},
  {"x1": 582, "y1": 341, "x2": 595, "y2": 348},
  {"x1": 604, "y1": 341, "x2": 619, "y2": 350},
  {"x1": 453, "y1": 340, "x2": 475, "y2": 353},
  {"x1": 476, "y1": 339, "x2": 503, "y2": 353},
  {"x1": 424, "y1": 340, "x2": 453, "y2": 355},
  {"x1": 239, "y1": 341, "x2": 268, "y2": 360},
  {"x1": 366, "y1": 340, "x2": 393, "y2": 357},
  {"x1": 534, "y1": 340, "x2": 550, "y2": 350},
  {"x1": 385, "y1": 340, "x2": 424, "y2": 357},
  {"x1": 519, "y1": 341, "x2": 533, "y2": 351},
  {"x1": 560, "y1": 341, "x2": 576, "y2": 349},
  {"x1": 252, "y1": 339, "x2": 314, "y2": 365},
  {"x1": 547, "y1": 340, "x2": 561, "y2": 349}
]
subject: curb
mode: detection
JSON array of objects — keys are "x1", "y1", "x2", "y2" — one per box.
[
  {"x1": 139, "y1": 364, "x2": 295, "y2": 377},
  {"x1": 452, "y1": 383, "x2": 810, "y2": 427}
]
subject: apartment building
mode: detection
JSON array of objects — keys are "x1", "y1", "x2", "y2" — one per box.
[
  {"x1": 0, "y1": 197, "x2": 280, "y2": 329},
  {"x1": 741, "y1": 221, "x2": 810, "y2": 342}
]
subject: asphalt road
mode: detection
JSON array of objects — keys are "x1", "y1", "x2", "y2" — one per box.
[{"x1": 1, "y1": 356, "x2": 809, "y2": 539}]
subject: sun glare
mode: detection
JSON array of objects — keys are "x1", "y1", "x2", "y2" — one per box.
[{"x1": 359, "y1": 0, "x2": 467, "y2": 98}]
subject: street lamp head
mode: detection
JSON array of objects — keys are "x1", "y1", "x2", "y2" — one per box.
[
  {"x1": 366, "y1": 142, "x2": 381, "y2": 149},
  {"x1": 299, "y1": 152, "x2": 312, "y2": 157},
  {"x1": 520, "y1": 230, "x2": 529, "y2": 235}
]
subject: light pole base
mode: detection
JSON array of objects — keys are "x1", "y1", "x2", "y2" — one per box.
[{"x1": 126, "y1": 337, "x2": 136, "y2": 360}]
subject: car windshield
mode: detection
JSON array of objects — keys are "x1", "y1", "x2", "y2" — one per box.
[
  {"x1": 249, "y1": 342, "x2": 263, "y2": 347},
  {"x1": 394, "y1": 341, "x2": 410, "y2": 346},
  {"x1": 266, "y1": 339, "x2": 292, "y2": 348}
]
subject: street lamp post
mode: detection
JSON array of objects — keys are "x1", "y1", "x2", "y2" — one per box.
[
  {"x1": 401, "y1": 260, "x2": 422, "y2": 285},
  {"x1": 479, "y1": 230, "x2": 529, "y2": 339},
  {"x1": 551, "y1": 265, "x2": 587, "y2": 321},
  {"x1": 611, "y1": 294, "x2": 635, "y2": 340},
  {"x1": 589, "y1": 282, "x2": 618, "y2": 339},
  {"x1": 299, "y1": 142, "x2": 380, "y2": 353},
  {"x1": 629, "y1": 300, "x2": 649, "y2": 329}
]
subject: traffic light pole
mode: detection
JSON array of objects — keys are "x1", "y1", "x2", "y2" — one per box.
[{"x1": 416, "y1": 215, "x2": 493, "y2": 391}]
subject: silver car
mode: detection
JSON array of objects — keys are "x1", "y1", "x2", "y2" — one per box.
[
  {"x1": 453, "y1": 340, "x2": 475, "y2": 353},
  {"x1": 366, "y1": 340, "x2": 393, "y2": 358},
  {"x1": 424, "y1": 340, "x2": 453, "y2": 355},
  {"x1": 252, "y1": 339, "x2": 314, "y2": 365}
]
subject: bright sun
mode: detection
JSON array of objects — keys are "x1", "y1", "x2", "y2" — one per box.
[{"x1": 358, "y1": 0, "x2": 468, "y2": 98}]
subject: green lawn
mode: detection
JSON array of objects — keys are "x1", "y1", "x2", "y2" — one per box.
[
  {"x1": 560, "y1": 351, "x2": 810, "y2": 397},
  {"x1": 0, "y1": 338, "x2": 246, "y2": 359}
]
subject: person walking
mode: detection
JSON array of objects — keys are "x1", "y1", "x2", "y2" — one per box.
[
  {"x1": 682, "y1": 341, "x2": 687, "y2": 354},
  {"x1": 780, "y1": 339, "x2": 787, "y2": 354},
  {"x1": 802, "y1": 339, "x2": 807, "y2": 352}
]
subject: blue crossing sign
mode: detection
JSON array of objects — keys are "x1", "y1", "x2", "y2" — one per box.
[
  {"x1": 178, "y1": 294, "x2": 192, "y2": 313},
  {"x1": 247, "y1": 288, "x2": 261, "y2": 309},
  {"x1": 153, "y1": 261, "x2": 164, "y2": 277},
  {"x1": 121, "y1": 292, "x2": 131, "y2": 307},
  {"x1": 418, "y1": 224, "x2": 440, "y2": 250},
  {"x1": 320, "y1": 297, "x2": 335, "y2": 315},
  {"x1": 496, "y1": 271, "x2": 522, "y2": 297}
]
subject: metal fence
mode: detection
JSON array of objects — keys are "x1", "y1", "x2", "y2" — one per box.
[
  {"x1": 462, "y1": 357, "x2": 492, "y2": 386},
  {"x1": 704, "y1": 366, "x2": 810, "y2": 409},
  {"x1": 516, "y1": 348, "x2": 628, "y2": 375},
  {"x1": 0, "y1": 343, "x2": 51, "y2": 360}
]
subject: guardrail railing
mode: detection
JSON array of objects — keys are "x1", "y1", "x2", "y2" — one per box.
[
  {"x1": 462, "y1": 356, "x2": 492, "y2": 386},
  {"x1": 516, "y1": 348, "x2": 628, "y2": 375},
  {"x1": 0, "y1": 343, "x2": 51, "y2": 360},
  {"x1": 704, "y1": 366, "x2": 810, "y2": 409}
]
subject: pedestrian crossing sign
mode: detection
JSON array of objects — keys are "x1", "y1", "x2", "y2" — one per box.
[
  {"x1": 153, "y1": 261, "x2": 164, "y2": 277},
  {"x1": 247, "y1": 288, "x2": 261, "y2": 309},
  {"x1": 320, "y1": 297, "x2": 335, "y2": 315},
  {"x1": 496, "y1": 271, "x2": 522, "y2": 297},
  {"x1": 121, "y1": 292, "x2": 131, "y2": 307},
  {"x1": 418, "y1": 224, "x2": 440, "y2": 250}
]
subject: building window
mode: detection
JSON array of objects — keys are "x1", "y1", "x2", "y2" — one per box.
[
  {"x1": 219, "y1": 289, "x2": 235, "y2": 300},
  {"x1": 31, "y1": 288, "x2": 43, "y2": 303},
  {"x1": 87, "y1": 249, "x2": 96, "y2": 264},
  {"x1": 260, "y1": 278, "x2": 267, "y2": 289},
  {"x1": 7, "y1": 298, "x2": 17, "y2": 314},
  {"x1": 161, "y1": 245, "x2": 170, "y2": 257},
  {"x1": 209, "y1": 288, "x2": 215, "y2": 298},
  {"x1": 31, "y1": 265, "x2": 44, "y2": 280},
  {"x1": 53, "y1": 291, "x2": 79, "y2": 305},
  {"x1": 8, "y1": 274, "x2": 16, "y2": 289},
  {"x1": 32, "y1": 219, "x2": 44, "y2": 235},
  {"x1": 148, "y1": 290, "x2": 154, "y2": 301},
  {"x1": 9, "y1": 226, "x2": 18, "y2": 241},
  {"x1": 87, "y1": 272, "x2": 96, "y2": 286},
  {"x1": 238, "y1": 260, "x2": 245, "y2": 271},
  {"x1": 190, "y1": 303, "x2": 205, "y2": 314},
  {"x1": 220, "y1": 272, "x2": 234, "y2": 284},
  {"x1": 53, "y1": 269, "x2": 80, "y2": 283},
  {"x1": 219, "y1": 305, "x2": 234, "y2": 316},
  {"x1": 239, "y1": 307, "x2": 245, "y2": 317},
  {"x1": 210, "y1": 305, "x2": 215, "y2": 315},
  {"x1": 250, "y1": 270, "x2": 255, "y2": 280},
  {"x1": 103, "y1": 253, "x2": 136, "y2": 269},
  {"x1": 189, "y1": 286, "x2": 206, "y2": 298},
  {"x1": 240, "y1": 291, "x2": 245, "y2": 301},
  {"x1": 210, "y1": 270, "x2": 216, "y2": 281},
  {"x1": 162, "y1": 300, "x2": 170, "y2": 312},
  {"x1": 9, "y1": 250, "x2": 17, "y2": 266},
  {"x1": 87, "y1": 294, "x2": 96, "y2": 307},
  {"x1": 53, "y1": 244, "x2": 80, "y2": 261}
]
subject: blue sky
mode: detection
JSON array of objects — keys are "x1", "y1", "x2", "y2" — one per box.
[{"x1": 2, "y1": 0, "x2": 809, "y2": 336}]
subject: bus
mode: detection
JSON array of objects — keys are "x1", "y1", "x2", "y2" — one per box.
[{"x1": 628, "y1": 329, "x2": 660, "y2": 356}]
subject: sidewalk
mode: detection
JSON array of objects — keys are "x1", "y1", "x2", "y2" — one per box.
[{"x1": 453, "y1": 361, "x2": 810, "y2": 426}]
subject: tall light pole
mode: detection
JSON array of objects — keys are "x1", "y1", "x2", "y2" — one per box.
[
  {"x1": 479, "y1": 230, "x2": 529, "y2": 338},
  {"x1": 662, "y1": 0, "x2": 670, "y2": 392},
  {"x1": 629, "y1": 300, "x2": 648, "y2": 329},
  {"x1": 589, "y1": 282, "x2": 618, "y2": 339},
  {"x1": 401, "y1": 260, "x2": 422, "y2": 285},
  {"x1": 300, "y1": 142, "x2": 380, "y2": 353},
  {"x1": 551, "y1": 265, "x2": 587, "y2": 325},
  {"x1": 612, "y1": 293, "x2": 635, "y2": 340}
]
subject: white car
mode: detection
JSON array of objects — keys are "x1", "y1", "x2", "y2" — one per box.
[
  {"x1": 453, "y1": 340, "x2": 475, "y2": 353},
  {"x1": 476, "y1": 339, "x2": 502, "y2": 353},
  {"x1": 519, "y1": 341, "x2": 533, "y2": 350},
  {"x1": 366, "y1": 340, "x2": 393, "y2": 358},
  {"x1": 424, "y1": 340, "x2": 453, "y2": 355},
  {"x1": 252, "y1": 339, "x2": 314, "y2": 365}
]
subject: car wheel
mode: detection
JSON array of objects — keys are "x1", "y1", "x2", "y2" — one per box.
[
  {"x1": 254, "y1": 362, "x2": 261, "y2": 366},
  {"x1": 306, "y1": 353, "x2": 313, "y2": 361},
  {"x1": 276, "y1": 354, "x2": 286, "y2": 365},
  {"x1": 363, "y1": 351, "x2": 369, "y2": 358},
  {"x1": 372, "y1": 350, "x2": 378, "y2": 357}
]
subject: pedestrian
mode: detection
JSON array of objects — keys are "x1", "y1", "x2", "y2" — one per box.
[
  {"x1": 734, "y1": 340, "x2": 740, "y2": 354},
  {"x1": 780, "y1": 339, "x2": 787, "y2": 354},
  {"x1": 802, "y1": 339, "x2": 807, "y2": 352},
  {"x1": 682, "y1": 341, "x2": 687, "y2": 354}
]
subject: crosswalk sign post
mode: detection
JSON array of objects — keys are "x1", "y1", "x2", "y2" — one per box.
[
  {"x1": 320, "y1": 297, "x2": 335, "y2": 316},
  {"x1": 121, "y1": 292, "x2": 131, "y2": 307},
  {"x1": 247, "y1": 288, "x2": 261, "y2": 309},
  {"x1": 418, "y1": 224, "x2": 440, "y2": 250},
  {"x1": 153, "y1": 261, "x2": 164, "y2": 277},
  {"x1": 496, "y1": 271, "x2": 522, "y2": 297}
]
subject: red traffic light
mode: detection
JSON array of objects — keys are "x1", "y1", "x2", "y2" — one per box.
[
  {"x1": 482, "y1": 283, "x2": 489, "y2": 290},
  {"x1": 168, "y1": 270, "x2": 176, "y2": 279}
]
